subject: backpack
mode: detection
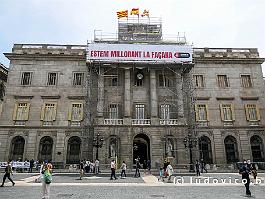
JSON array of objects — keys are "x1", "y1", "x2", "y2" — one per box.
[{"x1": 44, "y1": 170, "x2": 52, "y2": 184}]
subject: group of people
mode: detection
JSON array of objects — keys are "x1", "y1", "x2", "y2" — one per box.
[
  {"x1": 158, "y1": 161, "x2": 174, "y2": 182},
  {"x1": 79, "y1": 159, "x2": 100, "y2": 179},
  {"x1": 195, "y1": 159, "x2": 208, "y2": 176}
]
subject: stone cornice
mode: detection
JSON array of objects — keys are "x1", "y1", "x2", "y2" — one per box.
[{"x1": 194, "y1": 57, "x2": 265, "y2": 64}]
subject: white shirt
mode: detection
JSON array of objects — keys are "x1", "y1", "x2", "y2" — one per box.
[{"x1": 111, "y1": 161, "x2": 116, "y2": 169}]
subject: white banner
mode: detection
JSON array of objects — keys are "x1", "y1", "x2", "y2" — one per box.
[
  {"x1": 87, "y1": 43, "x2": 193, "y2": 63},
  {"x1": 0, "y1": 161, "x2": 30, "y2": 169}
]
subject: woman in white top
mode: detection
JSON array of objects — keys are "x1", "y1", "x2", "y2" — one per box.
[
  {"x1": 120, "y1": 161, "x2": 127, "y2": 178},
  {"x1": 166, "y1": 162, "x2": 174, "y2": 182}
]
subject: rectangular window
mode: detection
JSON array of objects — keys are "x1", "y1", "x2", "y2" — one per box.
[
  {"x1": 47, "y1": 73, "x2": 57, "y2": 86},
  {"x1": 68, "y1": 103, "x2": 83, "y2": 121},
  {"x1": 73, "y1": 73, "x2": 84, "y2": 86},
  {"x1": 245, "y1": 104, "x2": 260, "y2": 121},
  {"x1": 135, "y1": 104, "x2": 145, "y2": 119},
  {"x1": 160, "y1": 104, "x2": 170, "y2": 119},
  {"x1": 193, "y1": 75, "x2": 204, "y2": 88},
  {"x1": 13, "y1": 102, "x2": 30, "y2": 121},
  {"x1": 110, "y1": 77, "x2": 118, "y2": 86},
  {"x1": 217, "y1": 75, "x2": 229, "y2": 88},
  {"x1": 21, "y1": 72, "x2": 32, "y2": 85},
  {"x1": 220, "y1": 104, "x2": 235, "y2": 121},
  {"x1": 41, "y1": 103, "x2": 57, "y2": 122},
  {"x1": 241, "y1": 75, "x2": 252, "y2": 88},
  {"x1": 195, "y1": 104, "x2": 208, "y2": 121},
  {"x1": 159, "y1": 74, "x2": 172, "y2": 87},
  {"x1": 109, "y1": 104, "x2": 119, "y2": 119}
]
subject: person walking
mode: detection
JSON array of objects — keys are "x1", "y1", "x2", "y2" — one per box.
[
  {"x1": 42, "y1": 161, "x2": 53, "y2": 199},
  {"x1": 147, "y1": 160, "x2": 151, "y2": 175},
  {"x1": 79, "y1": 160, "x2": 84, "y2": 180},
  {"x1": 195, "y1": 160, "x2": 200, "y2": 176},
  {"x1": 110, "y1": 160, "x2": 117, "y2": 180},
  {"x1": 29, "y1": 159, "x2": 35, "y2": 173},
  {"x1": 166, "y1": 162, "x2": 174, "y2": 182},
  {"x1": 251, "y1": 164, "x2": 257, "y2": 185},
  {"x1": 158, "y1": 167, "x2": 164, "y2": 181},
  {"x1": 35, "y1": 161, "x2": 44, "y2": 183},
  {"x1": 0, "y1": 161, "x2": 15, "y2": 187},
  {"x1": 134, "y1": 157, "x2": 141, "y2": 178},
  {"x1": 239, "y1": 160, "x2": 251, "y2": 197},
  {"x1": 143, "y1": 160, "x2": 147, "y2": 175},
  {"x1": 200, "y1": 159, "x2": 207, "y2": 173},
  {"x1": 120, "y1": 161, "x2": 127, "y2": 178},
  {"x1": 95, "y1": 159, "x2": 99, "y2": 174}
]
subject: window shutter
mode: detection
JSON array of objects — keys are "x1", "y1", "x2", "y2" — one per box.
[
  {"x1": 256, "y1": 105, "x2": 261, "y2": 121},
  {"x1": 220, "y1": 104, "x2": 224, "y2": 121},
  {"x1": 52, "y1": 103, "x2": 57, "y2": 121},
  {"x1": 205, "y1": 104, "x2": 209, "y2": 121},
  {"x1": 245, "y1": 104, "x2": 250, "y2": 121},
  {"x1": 13, "y1": 103, "x2": 18, "y2": 121},
  {"x1": 68, "y1": 103, "x2": 72, "y2": 121},
  {"x1": 80, "y1": 103, "x2": 84, "y2": 121},
  {"x1": 195, "y1": 104, "x2": 199, "y2": 121},
  {"x1": 231, "y1": 104, "x2": 235, "y2": 121},
  {"x1": 40, "y1": 104, "x2": 45, "y2": 121},
  {"x1": 25, "y1": 103, "x2": 30, "y2": 120}
]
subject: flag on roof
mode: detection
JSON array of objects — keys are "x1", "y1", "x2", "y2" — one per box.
[
  {"x1": 117, "y1": 10, "x2": 128, "y2": 19},
  {"x1": 141, "y1": 9, "x2": 149, "y2": 17},
  {"x1": 130, "y1": 8, "x2": 139, "y2": 15}
]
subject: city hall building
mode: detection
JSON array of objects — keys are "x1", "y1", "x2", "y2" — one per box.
[{"x1": 0, "y1": 17, "x2": 265, "y2": 169}]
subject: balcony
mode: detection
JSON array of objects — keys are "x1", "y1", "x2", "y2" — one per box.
[
  {"x1": 249, "y1": 121, "x2": 260, "y2": 126},
  {"x1": 104, "y1": 119, "x2": 123, "y2": 125},
  {"x1": 159, "y1": 119, "x2": 179, "y2": 125},
  {"x1": 196, "y1": 121, "x2": 209, "y2": 127},
  {"x1": 132, "y1": 119, "x2": 151, "y2": 125}
]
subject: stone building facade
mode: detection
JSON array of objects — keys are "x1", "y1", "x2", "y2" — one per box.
[
  {"x1": 0, "y1": 63, "x2": 8, "y2": 117},
  {"x1": 0, "y1": 43, "x2": 264, "y2": 170}
]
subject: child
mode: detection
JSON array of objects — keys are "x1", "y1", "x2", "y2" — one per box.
[{"x1": 158, "y1": 167, "x2": 164, "y2": 181}]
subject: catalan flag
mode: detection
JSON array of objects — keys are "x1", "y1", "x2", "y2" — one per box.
[
  {"x1": 130, "y1": 8, "x2": 139, "y2": 15},
  {"x1": 117, "y1": 10, "x2": 128, "y2": 19},
  {"x1": 141, "y1": 9, "x2": 149, "y2": 17}
]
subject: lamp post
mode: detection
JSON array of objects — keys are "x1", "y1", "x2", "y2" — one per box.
[
  {"x1": 93, "y1": 133, "x2": 103, "y2": 160},
  {"x1": 183, "y1": 133, "x2": 198, "y2": 172}
]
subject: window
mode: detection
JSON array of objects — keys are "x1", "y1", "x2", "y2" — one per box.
[
  {"x1": 136, "y1": 79, "x2": 143, "y2": 86},
  {"x1": 111, "y1": 77, "x2": 118, "y2": 86},
  {"x1": 193, "y1": 75, "x2": 204, "y2": 88},
  {"x1": 68, "y1": 103, "x2": 83, "y2": 121},
  {"x1": 21, "y1": 72, "x2": 32, "y2": 85},
  {"x1": 73, "y1": 73, "x2": 84, "y2": 86},
  {"x1": 47, "y1": 73, "x2": 57, "y2": 86},
  {"x1": 135, "y1": 104, "x2": 145, "y2": 119},
  {"x1": 159, "y1": 74, "x2": 172, "y2": 87},
  {"x1": 217, "y1": 75, "x2": 229, "y2": 88},
  {"x1": 109, "y1": 104, "x2": 119, "y2": 119},
  {"x1": 220, "y1": 104, "x2": 235, "y2": 121},
  {"x1": 13, "y1": 102, "x2": 30, "y2": 121},
  {"x1": 41, "y1": 103, "x2": 57, "y2": 122},
  {"x1": 160, "y1": 104, "x2": 170, "y2": 119},
  {"x1": 241, "y1": 75, "x2": 252, "y2": 88},
  {"x1": 195, "y1": 104, "x2": 209, "y2": 121},
  {"x1": 245, "y1": 104, "x2": 260, "y2": 121}
]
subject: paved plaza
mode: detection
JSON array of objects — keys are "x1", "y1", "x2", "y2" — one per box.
[{"x1": 0, "y1": 172, "x2": 265, "y2": 198}]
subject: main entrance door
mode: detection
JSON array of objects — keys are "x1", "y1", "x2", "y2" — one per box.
[{"x1": 133, "y1": 134, "x2": 150, "y2": 164}]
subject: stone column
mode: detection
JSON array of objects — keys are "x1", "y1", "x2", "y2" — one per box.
[
  {"x1": 97, "y1": 67, "x2": 104, "y2": 117},
  {"x1": 124, "y1": 68, "x2": 131, "y2": 117},
  {"x1": 150, "y1": 69, "x2": 158, "y2": 117},
  {"x1": 176, "y1": 71, "x2": 184, "y2": 119}
]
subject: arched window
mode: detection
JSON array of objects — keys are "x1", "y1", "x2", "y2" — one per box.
[
  {"x1": 38, "y1": 136, "x2": 53, "y2": 162},
  {"x1": 10, "y1": 136, "x2": 25, "y2": 161},
  {"x1": 66, "y1": 136, "x2": 81, "y2": 164},
  {"x1": 251, "y1": 135, "x2": 264, "y2": 162},
  {"x1": 199, "y1": 136, "x2": 213, "y2": 164},
  {"x1": 224, "y1": 136, "x2": 238, "y2": 163}
]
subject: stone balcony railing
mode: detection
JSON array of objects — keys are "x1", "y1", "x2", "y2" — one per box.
[
  {"x1": 104, "y1": 119, "x2": 123, "y2": 125},
  {"x1": 132, "y1": 119, "x2": 151, "y2": 125},
  {"x1": 159, "y1": 119, "x2": 179, "y2": 125}
]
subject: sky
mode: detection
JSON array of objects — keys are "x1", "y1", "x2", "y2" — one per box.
[{"x1": 0, "y1": 0, "x2": 265, "y2": 73}]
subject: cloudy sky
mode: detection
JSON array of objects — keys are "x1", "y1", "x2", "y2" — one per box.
[{"x1": 0, "y1": 0, "x2": 264, "y2": 73}]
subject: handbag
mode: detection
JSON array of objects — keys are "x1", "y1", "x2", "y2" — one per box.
[{"x1": 44, "y1": 170, "x2": 52, "y2": 184}]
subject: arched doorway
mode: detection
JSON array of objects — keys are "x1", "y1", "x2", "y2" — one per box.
[
  {"x1": 250, "y1": 135, "x2": 264, "y2": 162},
  {"x1": 10, "y1": 136, "x2": 25, "y2": 161},
  {"x1": 38, "y1": 136, "x2": 53, "y2": 162},
  {"x1": 66, "y1": 136, "x2": 81, "y2": 164},
  {"x1": 133, "y1": 134, "x2": 150, "y2": 164},
  {"x1": 224, "y1": 135, "x2": 238, "y2": 163},
  {"x1": 199, "y1": 136, "x2": 213, "y2": 164}
]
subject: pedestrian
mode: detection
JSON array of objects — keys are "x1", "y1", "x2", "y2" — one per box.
[
  {"x1": 95, "y1": 159, "x2": 99, "y2": 174},
  {"x1": 134, "y1": 157, "x2": 141, "y2": 178},
  {"x1": 41, "y1": 161, "x2": 53, "y2": 199},
  {"x1": 35, "y1": 161, "x2": 44, "y2": 183},
  {"x1": 166, "y1": 162, "x2": 174, "y2": 182},
  {"x1": 239, "y1": 160, "x2": 251, "y2": 197},
  {"x1": 110, "y1": 160, "x2": 117, "y2": 180},
  {"x1": 143, "y1": 160, "x2": 147, "y2": 175},
  {"x1": 195, "y1": 160, "x2": 200, "y2": 176},
  {"x1": 147, "y1": 160, "x2": 151, "y2": 175},
  {"x1": 251, "y1": 164, "x2": 257, "y2": 185},
  {"x1": 158, "y1": 167, "x2": 164, "y2": 181},
  {"x1": 200, "y1": 159, "x2": 207, "y2": 173},
  {"x1": 0, "y1": 161, "x2": 15, "y2": 187},
  {"x1": 79, "y1": 160, "x2": 84, "y2": 180},
  {"x1": 29, "y1": 159, "x2": 34, "y2": 173},
  {"x1": 120, "y1": 161, "x2": 127, "y2": 178}
]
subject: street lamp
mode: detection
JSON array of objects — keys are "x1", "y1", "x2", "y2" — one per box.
[
  {"x1": 93, "y1": 133, "x2": 103, "y2": 160},
  {"x1": 183, "y1": 133, "x2": 198, "y2": 172}
]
